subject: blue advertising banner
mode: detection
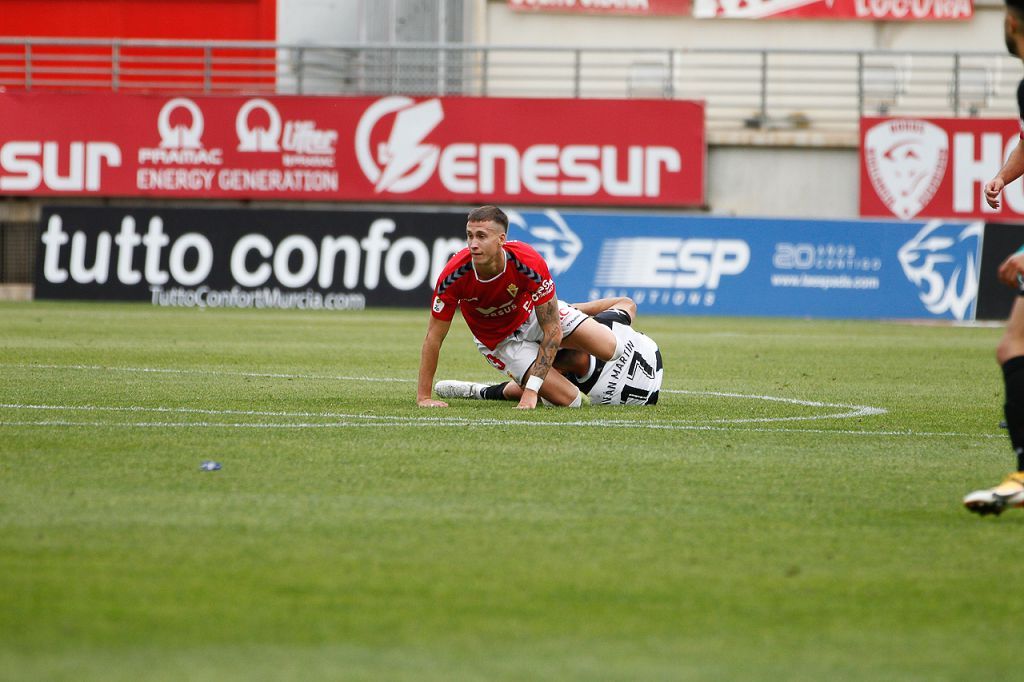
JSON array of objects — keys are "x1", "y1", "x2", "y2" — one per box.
[
  {"x1": 37, "y1": 205, "x2": 988, "y2": 320},
  {"x1": 507, "y1": 210, "x2": 984, "y2": 321}
]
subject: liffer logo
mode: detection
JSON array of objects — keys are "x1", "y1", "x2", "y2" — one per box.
[
  {"x1": 898, "y1": 220, "x2": 982, "y2": 321},
  {"x1": 158, "y1": 98, "x2": 204, "y2": 149},
  {"x1": 236, "y1": 99, "x2": 282, "y2": 152},
  {"x1": 355, "y1": 96, "x2": 443, "y2": 193},
  {"x1": 864, "y1": 119, "x2": 949, "y2": 220},
  {"x1": 507, "y1": 210, "x2": 582, "y2": 276}
]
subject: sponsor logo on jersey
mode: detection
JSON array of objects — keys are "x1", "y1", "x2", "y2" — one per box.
[
  {"x1": 475, "y1": 301, "x2": 518, "y2": 317},
  {"x1": 864, "y1": 119, "x2": 948, "y2": 220},
  {"x1": 433, "y1": 296, "x2": 445, "y2": 313},
  {"x1": 897, "y1": 220, "x2": 982, "y2": 320},
  {"x1": 531, "y1": 278, "x2": 554, "y2": 302}
]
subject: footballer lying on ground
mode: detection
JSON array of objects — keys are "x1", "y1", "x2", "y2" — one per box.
[
  {"x1": 418, "y1": 205, "x2": 629, "y2": 410},
  {"x1": 435, "y1": 297, "x2": 663, "y2": 406}
]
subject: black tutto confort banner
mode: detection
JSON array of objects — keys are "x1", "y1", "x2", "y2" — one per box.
[{"x1": 35, "y1": 206, "x2": 469, "y2": 309}]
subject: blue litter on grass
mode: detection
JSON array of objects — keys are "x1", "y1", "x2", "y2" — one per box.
[{"x1": 199, "y1": 461, "x2": 222, "y2": 471}]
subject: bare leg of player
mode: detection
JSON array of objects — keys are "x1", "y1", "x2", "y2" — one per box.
[
  {"x1": 531, "y1": 370, "x2": 582, "y2": 407},
  {"x1": 965, "y1": 296, "x2": 1024, "y2": 514},
  {"x1": 997, "y1": 296, "x2": 1024, "y2": 364},
  {"x1": 497, "y1": 370, "x2": 581, "y2": 406},
  {"x1": 561, "y1": 317, "x2": 621, "y2": 362}
]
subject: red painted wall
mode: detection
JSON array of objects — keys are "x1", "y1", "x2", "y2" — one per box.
[{"x1": 0, "y1": 0, "x2": 276, "y2": 40}]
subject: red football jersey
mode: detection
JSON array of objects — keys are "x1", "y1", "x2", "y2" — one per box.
[{"x1": 431, "y1": 241, "x2": 556, "y2": 350}]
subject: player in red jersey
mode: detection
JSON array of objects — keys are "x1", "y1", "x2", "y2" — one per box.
[{"x1": 417, "y1": 205, "x2": 625, "y2": 410}]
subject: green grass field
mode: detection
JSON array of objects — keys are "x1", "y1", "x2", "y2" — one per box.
[{"x1": 1, "y1": 300, "x2": 1021, "y2": 681}]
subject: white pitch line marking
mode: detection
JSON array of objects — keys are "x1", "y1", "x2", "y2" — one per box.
[
  {"x1": 662, "y1": 389, "x2": 886, "y2": 422},
  {"x1": 0, "y1": 363, "x2": 414, "y2": 383},
  {"x1": 0, "y1": 400, "x2": 885, "y2": 425},
  {"x1": 0, "y1": 402, "x2": 980, "y2": 439},
  {"x1": 2, "y1": 363, "x2": 887, "y2": 424},
  {"x1": 0, "y1": 416, "x2": 998, "y2": 438},
  {"x1": 0, "y1": 363, "x2": 904, "y2": 430}
]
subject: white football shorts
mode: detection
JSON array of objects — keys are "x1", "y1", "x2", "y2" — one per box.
[{"x1": 474, "y1": 300, "x2": 588, "y2": 384}]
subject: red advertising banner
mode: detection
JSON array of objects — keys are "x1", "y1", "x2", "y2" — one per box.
[
  {"x1": 0, "y1": 0, "x2": 276, "y2": 40},
  {"x1": 508, "y1": 0, "x2": 691, "y2": 14},
  {"x1": 694, "y1": 0, "x2": 971, "y2": 19},
  {"x1": 0, "y1": 92, "x2": 705, "y2": 207},
  {"x1": 860, "y1": 117, "x2": 1023, "y2": 220}
]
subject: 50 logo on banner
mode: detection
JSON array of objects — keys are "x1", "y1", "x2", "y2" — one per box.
[
  {"x1": 0, "y1": 92, "x2": 704, "y2": 206},
  {"x1": 861, "y1": 117, "x2": 1024, "y2": 220}
]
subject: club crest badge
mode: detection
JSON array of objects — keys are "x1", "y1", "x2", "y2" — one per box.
[
  {"x1": 506, "y1": 284, "x2": 519, "y2": 298},
  {"x1": 864, "y1": 119, "x2": 949, "y2": 220}
]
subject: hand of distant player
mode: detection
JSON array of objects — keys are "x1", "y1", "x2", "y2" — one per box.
[
  {"x1": 985, "y1": 177, "x2": 1005, "y2": 209},
  {"x1": 515, "y1": 391, "x2": 538, "y2": 410},
  {"x1": 997, "y1": 251, "x2": 1024, "y2": 289},
  {"x1": 418, "y1": 398, "x2": 448, "y2": 408}
]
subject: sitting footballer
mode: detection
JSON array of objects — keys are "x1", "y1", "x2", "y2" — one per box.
[{"x1": 435, "y1": 296, "x2": 663, "y2": 406}]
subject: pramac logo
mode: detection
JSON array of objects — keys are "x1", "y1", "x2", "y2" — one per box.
[
  {"x1": 236, "y1": 99, "x2": 282, "y2": 152},
  {"x1": 898, "y1": 220, "x2": 982, "y2": 321},
  {"x1": 355, "y1": 96, "x2": 443, "y2": 193},
  {"x1": 864, "y1": 119, "x2": 948, "y2": 220},
  {"x1": 140, "y1": 98, "x2": 221, "y2": 165},
  {"x1": 158, "y1": 98, "x2": 204, "y2": 149}
]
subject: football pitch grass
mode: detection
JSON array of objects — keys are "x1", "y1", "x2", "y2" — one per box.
[{"x1": 1, "y1": 300, "x2": 1021, "y2": 681}]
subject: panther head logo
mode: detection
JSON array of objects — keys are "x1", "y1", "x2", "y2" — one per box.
[
  {"x1": 898, "y1": 220, "x2": 982, "y2": 321},
  {"x1": 506, "y1": 209, "x2": 582, "y2": 276},
  {"x1": 864, "y1": 119, "x2": 949, "y2": 220}
]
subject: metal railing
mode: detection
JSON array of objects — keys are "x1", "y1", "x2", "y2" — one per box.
[{"x1": 0, "y1": 37, "x2": 1020, "y2": 137}]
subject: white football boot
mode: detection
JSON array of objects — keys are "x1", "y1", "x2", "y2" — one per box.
[
  {"x1": 963, "y1": 472, "x2": 1024, "y2": 516},
  {"x1": 434, "y1": 380, "x2": 488, "y2": 400}
]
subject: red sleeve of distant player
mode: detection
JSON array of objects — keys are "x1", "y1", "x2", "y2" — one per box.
[
  {"x1": 509, "y1": 241, "x2": 555, "y2": 307},
  {"x1": 430, "y1": 249, "x2": 471, "y2": 322}
]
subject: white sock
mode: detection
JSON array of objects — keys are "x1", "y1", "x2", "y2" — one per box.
[{"x1": 568, "y1": 390, "x2": 583, "y2": 408}]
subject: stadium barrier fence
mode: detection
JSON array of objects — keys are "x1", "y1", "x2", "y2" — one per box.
[{"x1": 0, "y1": 37, "x2": 1016, "y2": 141}]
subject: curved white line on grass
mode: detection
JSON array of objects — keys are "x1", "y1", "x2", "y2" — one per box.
[
  {"x1": 3, "y1": 363, "x2": 887, "y2": 424},
  {"x1": 1, "y1": 400, "x2": 885, "y2": 426},
  {"x1": 663, "y1": 389, "x2": 887, "y2": 422}
]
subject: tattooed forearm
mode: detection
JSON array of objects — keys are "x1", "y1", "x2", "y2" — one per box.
[{"x1": 529, "y1": 300, "x2": 562, "y2": 382}]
